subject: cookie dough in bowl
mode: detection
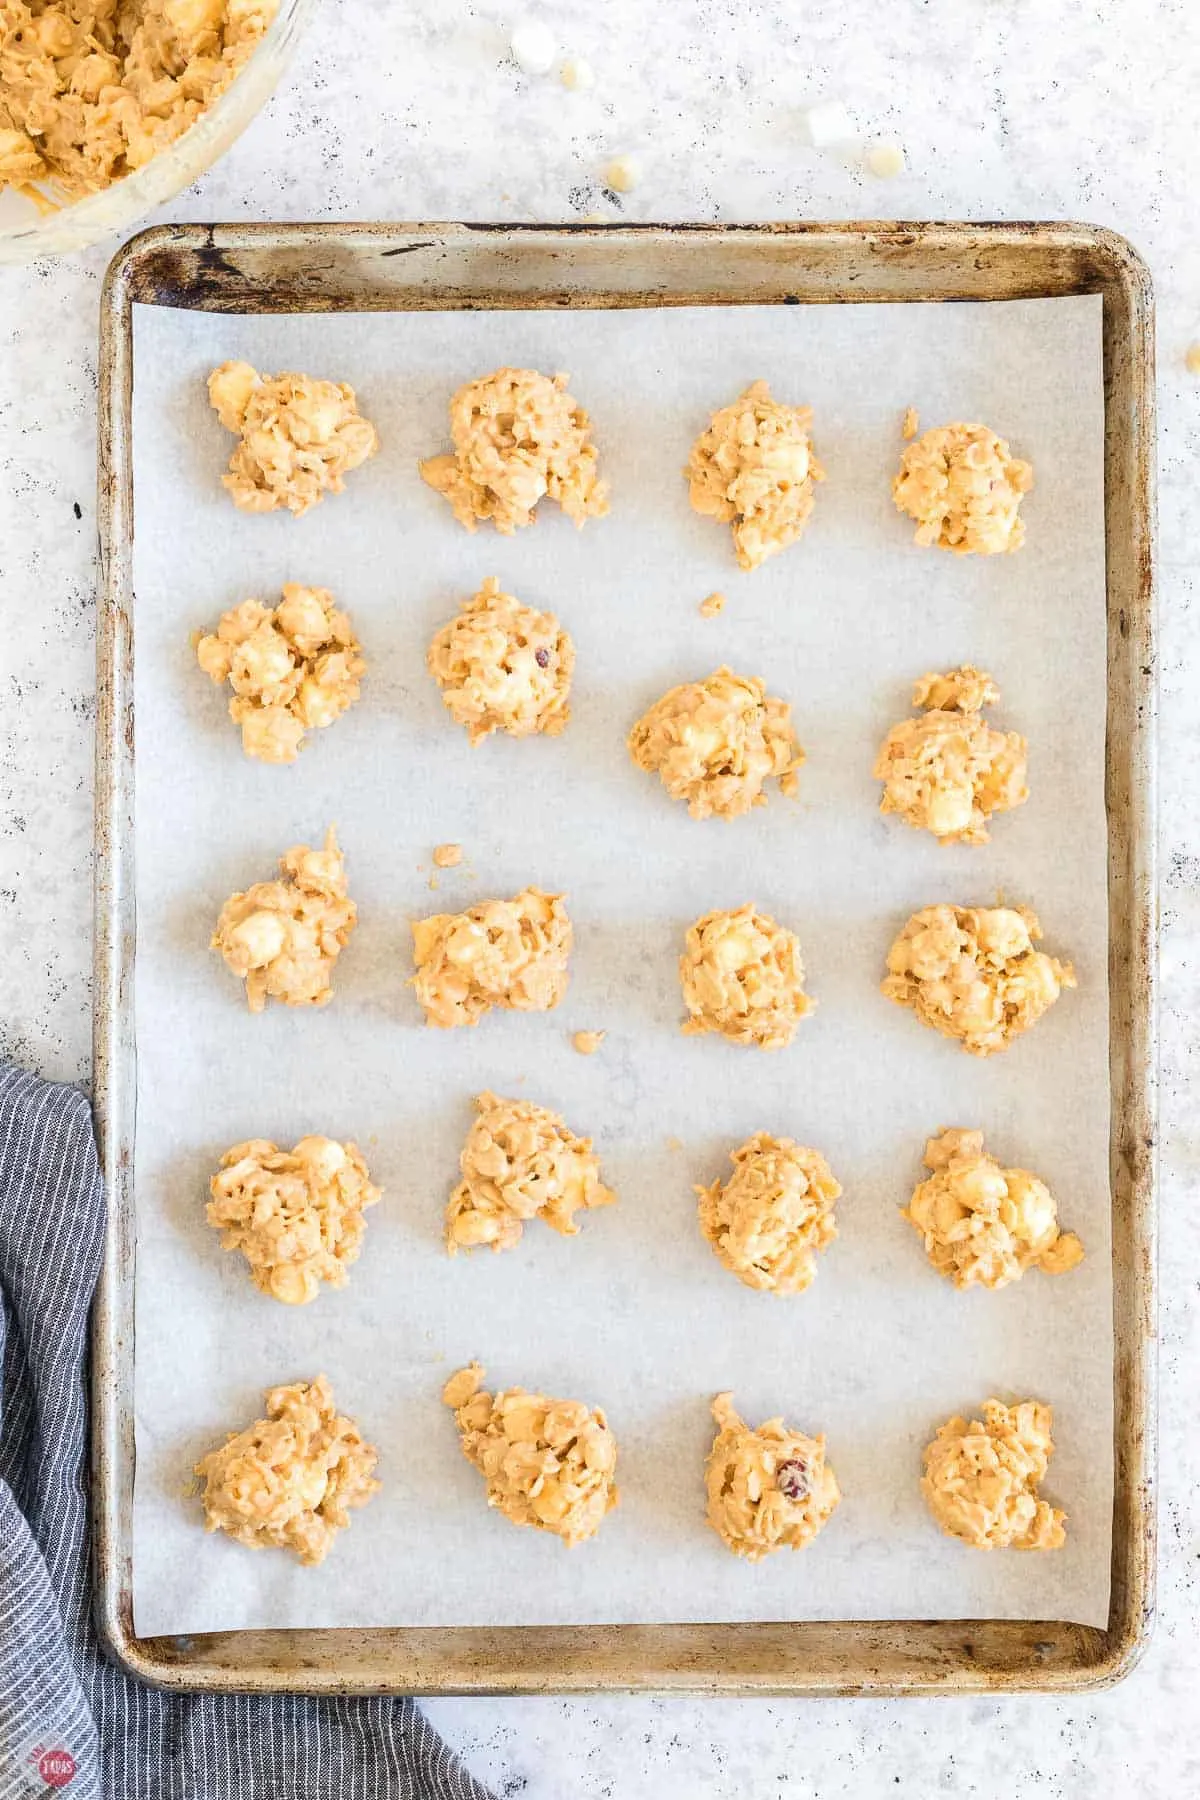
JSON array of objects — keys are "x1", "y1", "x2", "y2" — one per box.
[
  {"x1": 446, "y1": 1091, "x2": 615, "y2": 1254},
  {"x1": 420, "y1": 367, "x2": 609, "y2": 534},
  {"x1": 195, "y1": 583, "x2": 366, "y2": 763},
  {"x1": 873, "y1": 666, "x2": 1028, "y2": 845},
  {"x1": 442, "y1": 1362, "x2": 618, "y2": 1546},
  {"x1": 628, "y1": 667, "x2": 803, "y2": 820},
  {"x1": 882, "y1": 903, "x2": 1074, "y2": 1056},
  {"x1": 705, "y1": 1392, "x2": 840, "y2": 1560},
  {"x1": 207, "y1": 360, "x2": 378, "y2": 515},
  {"x1": 427, "y1": 576, "x2": 574, "y2": 744},
  {"x1": 195, "y1": 1375, "x2": 379, "y2": 1565},
  {"x1": 903, "y1": 1128, "x2": 1083, "y2": 1290},
  {"x1": 207, "y1": 1135, "x2": 381, "y2": 1304},
  {"x1": 684, "y1": 380, "x2": 824, "y2": 571},
  {"x1": 892, "y1": 421, "x2": 1033, "y2": 555},
  {"x1": 211, "y1": 825, "x2": 356, "y2": 1012},
  {"x1": 697, "y1": 1132, "x2": 841, "y2": 1294},
  {"x1": 921, "y1": 1398, "x2": 1066, "y2": 1550},
  {"x1": 411, "y1": 888, "x2": 572, "y2": 1027},
  {"x1": 680, "y1": 903, "x2": 813, "y2": 1049}
]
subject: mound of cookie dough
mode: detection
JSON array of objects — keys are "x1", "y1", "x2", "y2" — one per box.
[
  {"x1": 208, "y1": 361, "x2": 378, "y2": 516},
  {"x1": 427, "y1": 576, "x2": 574, "y2": 744},
  {"x1": 680, "y1": 904, "x2": 813, "y2": 1049},
  {"x1": 442, "y1": 1362, "x2": 618, "y2": 1546},
  {"x1": 882, "y1": 904, "x2": 1074, "y2": 1057},
  {"x1": 411, "y1": 888, "x2": 571, "y2": 1027},
  {"x1": 892, "y1": 422, "x2": 1033, "y2": 555},
  {"x1": 922, "y1": 1398, "x2": 1066, "y2": 1551},
  {"x1": 195, "y1": 1375, "x2": 379, "y2": 1566},
  {"x1": 207, "y1": 1136, "x2": 381, "y2": 1304},
  {"x1": 904, "y1": 1128, "x2": 1084, "y2": 1291},
  {"x1": 874, "y1": 666, "x2": 1028, "y2": 845},
  {"x1": 196, "y1": 584, "x2": 366, "y2": 764},
  {"x1": 0, "y1": 0, "x2": 278, "y2": 201},
  {"x1": 446, "y1": 1091, "x2": 615, "y2": 1255},
  {"x1": 698, "y1": 1132, "x2": 840, "y2": 1295},
  {"x1": 684, "y1": 380, "x2": 824, "y2": 571},
  {"x1": 420, "y1": 367, "x2": 609, "y2": 534},
  {"x1": 628, "y1": 667, "x2": 803, "y2": 820},
  {"x1": 212, "y1": 825, "x2": 356, "y2": 1012},
  {"x1": 705, "y1": 1392, "x2": 840, "y2": 1560}
]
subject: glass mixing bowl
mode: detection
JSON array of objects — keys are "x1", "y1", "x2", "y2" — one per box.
[{"x1": 0, "y1": 0, "x2": 319, "y2": 265}]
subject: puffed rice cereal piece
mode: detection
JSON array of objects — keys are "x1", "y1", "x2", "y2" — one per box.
[
  {"x1": 195, "y1": 1375, "x2": 379, "y2": 1566},
  {"x1": 427, "y1": 576, "x2": 574, "y2": 743},
  {"x1": 684, "y1": 380, "x2": 824, "y2": 571},
  {"x1": 442, "y1": 1362, "x2": 618, "y2": 1546},
  {"x1": 195, "y1": 584, "x2": 366, "y2": 764},
  {"x1": 411, "y1": 888, "x2": 572, "y2": 1028},
  {"x1": 922, "y1": 1399, "x2": 1066, "y2": 1551},
  {"x1": 903, "y1": 1128, "x2": 1083, "y2": 1290},
  {"x1": 680, "y1": 904, "x2": 813, "y2": 1049},
  {"x1": 208, "y1": 361, "x2": 379, "y2": 517},
  {"x1": 892, "y1": 421, "x2": 1033, "y2": 555},
  {"x1": 698, "y1": 1133, "x2": 841, "y2": 1295},
  {"x1": 873, "y1": 666, "x2": 1028, "y2": 845},
  {"x1": 446, "y1": 1091, "x2": 615, "y2": 1255},
  {"x1": 207, "y1": 1136, "x2": 381, "y2": 1304},
  {"x1": 420, "y1": 367, "x2": 609, "y2": 534},
  {"x1": 882, "y1": 904, "x2": 1074, "y2": 1056},
  {"x1": 705, "y1": 1392, "x2": 840, "y2": 1560},
  {"x1": 628, "y1": 667, "x2": 804, "y2": 820},
  {"x1": 0, "y1": 0, "x2": 278, "y2": 202},
  {"x1": 212, "y1": 826, "x2": 357, "y2": 1012}
]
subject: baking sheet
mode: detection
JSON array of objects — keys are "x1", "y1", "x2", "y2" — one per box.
[{"x1": 129, "y1": 294, "x2": 1112, "y2": 1635}]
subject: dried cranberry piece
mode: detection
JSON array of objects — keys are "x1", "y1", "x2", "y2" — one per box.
[
  {"x1": 535, "y1": 647, "x2": 550, "y2": 668},
  {"x1": 776, "y1": 1457, "x2": 811, "y2": 1502}
]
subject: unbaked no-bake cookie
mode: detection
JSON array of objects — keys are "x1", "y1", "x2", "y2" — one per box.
[
  {"x1": 892, "y1": 421, "x2": 1033, "y2": 555},
  {"x1": 921, "y1": 1398, "x2": 1066, "y2": 1551},
  {"x1": 211, "y1": 826, "x2": 356, "y2": 1012},
  {"x1": 882, "y1": 903, "x2": 1074, "y2": 1056},
  {"x1": 873, "y1": 666, "x2": 1028, "y2": 845},
  {"x1": 628, "y1": 667, "x2": 803, "y2": 820},
  {"x1": 442, "y1": 1361, "x2": 618, "y2": 1546},
  {"x1": 207, "y1": 361, "x2": 378, "y2": 516},
  {"x1": 445, "y1": 1091, "x2": 615, "y2": 1254},
  {"x1": 903, "y1": 1128, "x2": 1083, "y2": 1291},
  {"x1": 697, "y1": 1132, "x2": 841, "y2": 1295},
  {"x1": 680, "y1": 904, "x2": 813, "y2": 1049},
  {"x1": 705, "y1": 1392, "x2": 840, "y2": 1560},
  {"x1": 427, "y1": 576, "x2": 574, "y2": 743},
  {"x1": 684, "y1": 380, "x2": 824, "y2": 571},
  {"x1": 410, "y1": 888, "x2": 571, "y2": 1027},
  {"x1": 195, "y1": 1375, "x2": 379, "y2": 1566},
  {"x1": 207, "y1": 1135, "x2": 381, "y2": 1304}
]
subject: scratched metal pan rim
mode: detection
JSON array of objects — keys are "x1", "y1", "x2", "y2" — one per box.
[{"x1": 92, "y1": 220, "x2": 1157, "y2": 1696}]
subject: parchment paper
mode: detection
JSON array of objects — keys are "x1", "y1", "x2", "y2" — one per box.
[{"x1": 130, "y1": 293, "x2": 1112, "y2": 1634}]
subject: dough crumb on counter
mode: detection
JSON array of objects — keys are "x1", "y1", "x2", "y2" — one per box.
[
  {"x1": 922, "y1": 1399, "x2": 1066, "y2": 1550},
  {"x1": 427, "y1": 576, "x2": 574, "y2": 743},
  {"x1": 0, "y1": 0, "x2": 279, "y2": 201},
  {"x1": 207, "y1": 361, "x2": 378, "y2": 517},
  {"x1": 685, "y1": 380, "x2": 823, "y2": 571},
  {"x1": 904, "y1": 1128, "x2": 1084, "y2": 1290},
  {"x1": 433, "y1": 842, "x2": 463, "y2": 868},
  {"x1": 195, "y1": 584, "x2": 366, "y2": 764},
  {"x1": 442, "y1": 1362, "x2": 618, "y2": 1545},
  {"x1": 411, "y1": 888, "x2": 572, "y2": 1027},
  {"x1": 680, "y1": 903, "x2": 814, "y2": 1049},
  {"x1": 705, "y1": 1392, "x2": 840, "y2": 1560},
  {"x1": 195, "y1": 1375, "x2": 379, "y2": 1565},
  {"x1": 902, "y1": 406, "x2": 920, "y2": 440},
  {"x1": 207, "y1": 1136, "x2": 381, "y2": 1305},
  {"x1": 211, "y1": 826, "x2": 356, "y2": 1013},
  {"x1": 420, "y1": 367, "x2": 609, "y2": 534},
  {"x1": 882, "y1": 903, "x2": 1074, "y2": 1056},
  {"x1": 629, "y1": 667, "x2": 804, "y2": 820},
  {"x1": 698, "y1": 1132, "x2": 841, "y2": 1294},
  {"x1": 572, "y1": 1028, "x2": 605, "y2": 1055},
  {"x1": 445, "y1": 1091, "x2": 614, "y2": 1254},
  {"x1": 873, "y1": 665, "x2": 1028, "y2": 845},
  {"x1": 698, "y1": 590, "x2": 726, "y2": 618},
  {"x1": 892, "y1": 420, "x2": 1033, "y2": 555}
]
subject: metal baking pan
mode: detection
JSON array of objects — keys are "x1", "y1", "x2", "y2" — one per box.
[{"x1": 93, "y1": 221, "x2": 1157, "y2": 1695}]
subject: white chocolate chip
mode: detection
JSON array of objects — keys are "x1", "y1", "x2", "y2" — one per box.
[
  {"x1": 561, "y1": 56, "x2": 594, "y2": 90},
  {"x1": 604, "y1": 155, "x2": 639, "y2": 194},
  {"x1": 867, "y1": 140, "x2": 906, "y2": 179},
  {"x1": 1186, "y1": 343, "x2": 1200, "y2": 375}
]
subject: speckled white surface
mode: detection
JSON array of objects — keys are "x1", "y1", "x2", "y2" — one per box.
[{"x1": 0, "y1": 2, "x2": 1193, "y2": 1794}]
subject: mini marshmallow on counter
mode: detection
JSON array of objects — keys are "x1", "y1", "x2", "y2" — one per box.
[
  {"x1": 802, "y1": 101, "x2": 855, "y2": 148},
  {"x1": 509, "y1": 14, "x2": 556, "y2": 75}
]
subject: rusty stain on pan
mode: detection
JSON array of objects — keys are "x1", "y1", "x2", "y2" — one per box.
[{"x1": 92, "y1": 222, "x2": 1157, "y2": 1696}]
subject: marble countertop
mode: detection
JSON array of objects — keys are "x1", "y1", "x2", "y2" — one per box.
[{"x1": 0, "y1": 2, "x2": 1192, "y2": 1793}]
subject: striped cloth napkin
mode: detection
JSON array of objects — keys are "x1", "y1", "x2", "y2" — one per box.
[{"x1": 0, "y1": 1065, "x2": 494, "y2": 1800}]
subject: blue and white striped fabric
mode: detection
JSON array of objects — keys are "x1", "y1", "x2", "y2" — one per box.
[{"x1": 0, "y1": 1065, "x2": 494, "y2": 1800}]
